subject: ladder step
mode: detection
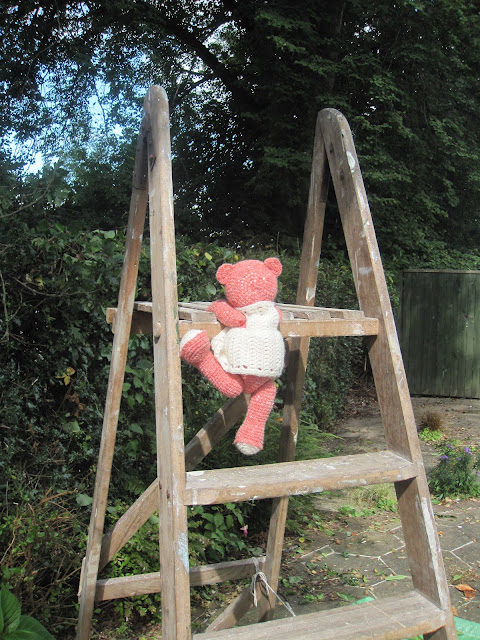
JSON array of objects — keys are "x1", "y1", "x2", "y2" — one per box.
[
  {"x1": 194, "y1": 591, "x2": 446, "y2": 639},
  {"x1": 106, "y1": 303, "x2": 379, "y2": 338},
  {"x1": 184, "y1": 451, "x2": 416, "y2": 505}
]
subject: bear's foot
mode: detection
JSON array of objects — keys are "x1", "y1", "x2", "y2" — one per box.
[
  {"x1": 233, "y1": 378, "x2": 277, "y2": 455},
  {"x1": 234, "y1": 441, "x2": 261, "y2": 456}
]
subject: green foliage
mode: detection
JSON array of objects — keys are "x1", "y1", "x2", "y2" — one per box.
[
  {"x1": 0, "y1": 480, "x2": 86, "y2": 635},
  {"x1": 0, "y1": 219, "x2": 127, "y2": 491},
  {"x1": 419, "y1": 428, "x2": 444, "y2": 444},
  {"x1": 97, "y1": 508, "x2": 162, "y2": 631},
  {"x1": 4, "y1": 0, "x2": 480, "y2": 257},
  {"x1": 428, "y1": 444, "x2": 480, "y2": 499},
  {"x1": 0, "y1": 209, "x2": 365, "y2": 634},
  {"x1": 188, "y1": 504, "x2": 250, "y2": 564},
  {"x1": 340, "y1": 484, "x2": 398, "y2": 516},
  {"x1": 0, "y1": 584, "x2": 55, "y2": 639}
]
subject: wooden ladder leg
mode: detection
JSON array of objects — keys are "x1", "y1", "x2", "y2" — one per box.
[
  {"x1": 320, "y1": 108, "x2": 456, "y2": 639},
  {"x1": 258, "y1": 118, "x2": 330, "y2": 622},
  {"x1": 146, "y1": 86, "x2": 191, "y2": 640},
  {"x1": 76, "y1": 125, "x2": 149, "y2": 640}
]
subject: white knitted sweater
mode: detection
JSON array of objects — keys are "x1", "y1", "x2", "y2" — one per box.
[{"x1": 211, "y1": 300, "x2": 285, "y2": 377}]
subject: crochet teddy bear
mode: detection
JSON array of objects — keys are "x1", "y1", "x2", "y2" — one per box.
[{"x1": 180, "y1": 258, "x2": 285, "y2": 455}]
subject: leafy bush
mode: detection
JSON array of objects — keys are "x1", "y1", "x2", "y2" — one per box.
[
  {"x1": 419, "y1": 428, "x2": 444, "y2": 444},
  {"x1": 428, "y1": 444, "x2": 480, "y2": 499},
  {"x1": 0, "y1": 584, "x2": 55, "y2": 639},
  {"x1": 0, "y1": 215, "x2": 365, "y2": 635},
  {"x1": 0, "y1": 479, "x2": 85, "y2": 635}
]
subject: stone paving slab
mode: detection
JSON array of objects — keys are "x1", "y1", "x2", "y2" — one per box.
[
  {"x1": 198, "y1": 396, "x2": 480, "y2": 632},
  {"x1": 269, "y1": 497, "x2": 480, "y2": 629}
]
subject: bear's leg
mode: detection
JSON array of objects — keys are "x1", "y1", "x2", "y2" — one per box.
[
  {"x1": 242, "y1": 375, "x2": 267, "y2": 395},
  {"x1": 234, "y1": 378, "x2": 276, "y2": 455},
  {"x1": 180, "y1": 330, "x2": 243, "y2": 398}
]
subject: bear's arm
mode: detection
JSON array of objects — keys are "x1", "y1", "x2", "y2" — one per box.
[{"x1": 207, "y1": 299, "x2": 246, "y2": 327}]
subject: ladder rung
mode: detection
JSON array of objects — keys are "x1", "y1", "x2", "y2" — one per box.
[
  {"x1": 184, "y1": 451, "x2": 416, "y2": 506},
  {"x1": 95, "y1": 556, "x2": 265, "y2": 601},
  {"x1": 194, "y1": 591, "x2": 446, "y2": 640}
]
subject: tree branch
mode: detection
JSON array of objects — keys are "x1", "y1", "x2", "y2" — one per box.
[{"x1": 134, "y1": 2, "x2": 257, "y2": 111}]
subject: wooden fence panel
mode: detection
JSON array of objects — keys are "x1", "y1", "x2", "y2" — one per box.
[{"x1": 398, "y1": 270, "x2": 480, "y2": 398}]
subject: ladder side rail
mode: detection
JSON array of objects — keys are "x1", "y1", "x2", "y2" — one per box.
[
  {"x1": 258, "y1": 114, "x2": 330, "y2": 622},
  {"x1": 76, "y1": 118, "x2": 149, "y2": 640},
  {"x1": 146, "y1": 86, "x2": 191, "y2": 640},
  {"x1": 320, "y1": 108, "x2": 456, "y2": 639},
  {"x1": 319, "y1": 108, "x2": 416, "y2": 458}
]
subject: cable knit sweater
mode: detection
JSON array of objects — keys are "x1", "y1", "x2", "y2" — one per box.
[{"x1": 211, "y1": 301, "x2": 285, "y2": 377}]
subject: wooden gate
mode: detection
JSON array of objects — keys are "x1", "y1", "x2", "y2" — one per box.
[{"x1": 398, "y1": 269, "x2": 480, "y2": 398}]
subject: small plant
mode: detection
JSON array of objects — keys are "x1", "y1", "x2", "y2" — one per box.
[
  {"x1": 346, "y1": 484, "x2": 397, "y2": 513},
  {"x1": 338, "y1": 505, "x2": 362, "y2": 518},
  {"x1": 419, "y1": 411, "x2": 445, "y2": 432},
  {"x1": 419, "y1": 427, "x2": 444, "y2": 444},
  {"x1": 188, "y1": 503, "x2": 251, "y2": 564},
  {"x1": 280, "y1": 575, "x2": 304, "y2": 595},
  {"x1": 428, "y1": 444, "x2": 480, "y2": 499},
  {"x1": 299, "y1": 592, "x2": 324, "y2": 605},
  {"x1": 0, "y1": 584, "x2": 55, "y2": 639}
]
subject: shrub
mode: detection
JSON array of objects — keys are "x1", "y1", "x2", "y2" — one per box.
[
  {"x1": 419, "y1": 411, "x2": 445, "y2": 433},
  {"x1": 0, "y1": 584, "x2": 55, "y2": 640},
  {"x1": 0, "y1": 216, "x2": 364, "y2": 635},
  {"x1": 0, "y1": 482, "x2": 85, "y2": 635},
  {"x1": 428, "y1": 444, "x2": 480, "y2": 499}
]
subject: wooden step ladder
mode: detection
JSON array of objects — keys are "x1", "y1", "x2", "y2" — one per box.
[{"x1": 76, "y1": 86, "x2": 457, "y2": 639}]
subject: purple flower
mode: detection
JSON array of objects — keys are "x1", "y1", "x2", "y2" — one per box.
[
  {"x1": 464, "y1": 447, "x2": 473, "y2": 455},
  {"x1": 440, "y1": 455, "x2": 449, "y2": 461},
  {"x1": 445, "y1": 444, "x2": 454, "y2": 450}
]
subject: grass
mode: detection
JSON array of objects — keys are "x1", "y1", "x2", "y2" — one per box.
[
  {"x1": 342, "y1": 483, "x2": 398, "y2": 514},
  {"x1": 419, "y1": 410, "x2": 446, "y2": 432}
]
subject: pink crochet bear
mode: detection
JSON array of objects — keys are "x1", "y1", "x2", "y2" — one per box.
[{"x1": 180, "y1": 258, "x2": 285, "y2": 455}]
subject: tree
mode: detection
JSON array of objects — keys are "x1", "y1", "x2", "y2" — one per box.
[{"x1": 1, "y1": 0, "x2": 480, "y2": 260}]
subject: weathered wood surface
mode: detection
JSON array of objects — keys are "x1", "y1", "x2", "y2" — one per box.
[
  {"x1": 106, "y1": 304, "x2": 379, "y2": 338},
  {"x1": 95, "y1": 557, "x2": 265, "y2": 601},
  {"x1": 79, "y1": 95, "x2": 456, "y2": 640},
  {"x1": 76, "y1": 103, "x2": 150, "y2": 640},
  {"x1": 184, "y1": 451, "x2": 417, "y2": 506},
  {"x1": 111, "y1": 299, "x2": 370, "y2": 318},
  {"x1": 320, "y1": 108, "x2": 456, "y2": 638},
  {"x1": 195, "y1": 591, "x2": 446, "y2": 640},
  {"x1": 147, "y1": 86, "x2": 191, "y2": 640}
]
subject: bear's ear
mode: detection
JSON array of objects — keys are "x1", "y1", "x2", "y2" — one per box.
[
  {"x1": 216, "y1": 263, "x2": 234, "y2": 284},
  {"x1": 264, "y1": 257, "x2": 282, "y2": 277}
]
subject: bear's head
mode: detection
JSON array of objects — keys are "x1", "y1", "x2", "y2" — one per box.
[{"x1": 216, "y1": 258, "x2": 282, "y2": 308}]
